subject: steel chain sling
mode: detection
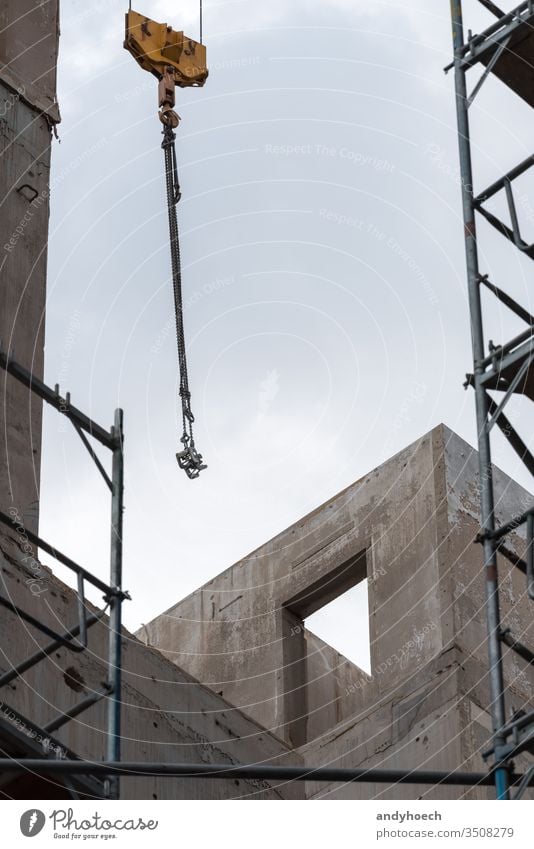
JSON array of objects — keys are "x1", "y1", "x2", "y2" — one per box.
[{"x1": 161, "y1": 119, "x2": 207, "y2": 479}]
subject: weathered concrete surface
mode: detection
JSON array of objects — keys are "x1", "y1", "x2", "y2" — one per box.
[
  {"x1": 0, "y1": 0, "x2": 60, "y2": 122},
  {"x1": 1, "y1": 418, "x2": 532, "y2": 799},
  {"x1": 139, "y1": 427, "x2": 451, "y2": 743},
  {"x1": 0, "y1": 1, "x2": 60, "y2": 536},
  {"x1": 441, "y1": 427, "x2": 534, "y2": 700},
  {"x1": 301, "y1": 648, "x2": 533, "y2": 800},
  {"x1": 0, "y1": 529, "x2": 303, "y2": 799},
  {"x1": 139, "y1": 424, "x2": 534, "y2": 798},
  {"x1": 301, "y1": 648, "x2": 467, "y2": 800}
]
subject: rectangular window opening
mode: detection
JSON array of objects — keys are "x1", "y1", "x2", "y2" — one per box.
[
  {"x1": 304, "y1": 577, "x2": 371, "y2": 673},
  {"x1": 281, "y1": 550, "x2": 371, "y2": 747}
]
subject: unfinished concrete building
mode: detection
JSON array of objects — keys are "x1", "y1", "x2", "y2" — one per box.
[
  {"x1": 0, "y1": 421, "x2": 533, "y2": 798},
  {"x1": 1, "y1": 0, "x2": 534, "y2": 801},
  {"x1": 139, "y1": 424, "x2": 534, "y2": 799}
]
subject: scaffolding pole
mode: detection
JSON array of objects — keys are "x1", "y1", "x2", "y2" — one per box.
[
  {"x1": 450, "y1": 0, "x2": 509, "y2": 800},
  {"x1": 449, "y1": 0, "x2": 534, "y2": 800},
  {"x1": 106, "y1": 409, "x2": 124, "y2": 801},
  {"x1": 0, "y1": 759, "x2": 525, "y2": 787}
]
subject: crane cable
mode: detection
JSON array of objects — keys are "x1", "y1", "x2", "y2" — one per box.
[{"x1": 161, "y1": 118, "x2": 207, "y2": 479}]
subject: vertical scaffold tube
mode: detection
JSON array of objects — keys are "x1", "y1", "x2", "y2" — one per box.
[
  {"x1": 449, "y1": 0, "x2": 509, "y2": 800},
  {"x1": 106, "y1": 408, "x2": 124, "y2": 799}
]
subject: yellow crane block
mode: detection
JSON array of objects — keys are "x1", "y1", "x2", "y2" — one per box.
[{"x1": 124, "y1": 9, "x2": 208, "y2": 87}]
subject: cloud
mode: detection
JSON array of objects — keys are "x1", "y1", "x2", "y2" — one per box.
[{"x1": 58, "y1": 0, "x2": 432, "y2": 84}]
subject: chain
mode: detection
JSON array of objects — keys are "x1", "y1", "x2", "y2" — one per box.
[{"x1": 161, "y1": 120, "x2": 207, "y2": 479}]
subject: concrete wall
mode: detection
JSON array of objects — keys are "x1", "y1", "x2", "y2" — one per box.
[
  {"x1": 301, "y1": 648, "x2": 468, "y2": 800},
  {"x1": 0, "y1": 528, "x2": 303, "y2": 799},
  {"x1": 0, "y1": 0, "x2": 60, "y2": 122},
  {"x1": 139, "y1": 427, "x2": 449, "y2": 745},
  {"x1": 0, "y1": 0, "x2": 60, "y2": 535},
  {"x1": 1, "y1": 418, "x2": 532, "y2": 799},
  {"x1": 139, "y1": 425, "x2": 534, "y2": 798},
  {"x1": 441, "y1": 427, "x2": 534, "y2": 703}
]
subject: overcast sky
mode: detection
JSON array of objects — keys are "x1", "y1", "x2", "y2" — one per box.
[{"x1": 38, "y1": 1, "x2": 534, "y2": 667}]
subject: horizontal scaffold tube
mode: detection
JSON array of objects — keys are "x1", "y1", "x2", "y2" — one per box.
[{"x1": 0, "y1": 760, "x2": 522, "y2": 787}]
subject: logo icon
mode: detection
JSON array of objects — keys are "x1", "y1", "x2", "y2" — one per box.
[{"x1": 20, "y1": 810, "x2": 45, "y2": 837}]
